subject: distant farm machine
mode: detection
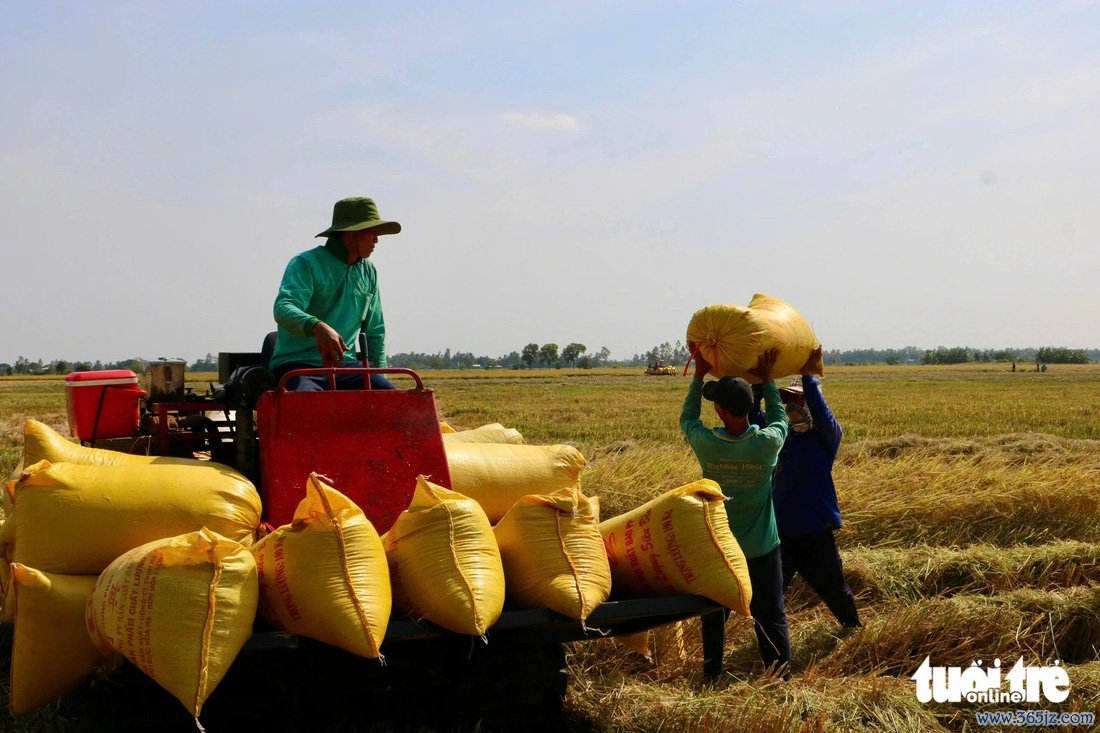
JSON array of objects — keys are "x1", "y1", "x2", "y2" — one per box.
[{"x1": 645, "y1": 359, "x2": 677, "y2": 376}]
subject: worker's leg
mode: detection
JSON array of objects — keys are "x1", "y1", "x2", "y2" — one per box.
[
  {"x1": 273, "y1": 361, "x2": 395, "y2": 391},
  {"x1": 331, "y1": 361, "x2": 396, "y2": 391},
  {"x1": 272, "y1": 362, "x2": 325, "y2": 392},
  {"x1": 779, "y1": 536, "x2": 801, "y2": 593},
  {"x1": 793, "y1": 530, "x2": 861, "y2": 629},
  {"x1": 746, "y1": 547, "x2": 792, "y2": 679}
]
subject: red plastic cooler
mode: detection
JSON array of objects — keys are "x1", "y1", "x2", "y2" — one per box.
[{"x1": 64, "y1": 370, "x2": 147, "y2": 441}]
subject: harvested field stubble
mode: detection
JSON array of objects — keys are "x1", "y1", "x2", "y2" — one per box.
[{"x1": 1, "y1": 363, "x2": 1099, "y2": 731}]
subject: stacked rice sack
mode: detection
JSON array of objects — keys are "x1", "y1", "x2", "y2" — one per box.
[
  {"x1": 598, "y1": 479, "x2": 752, "y2": 617},
  {"x1": 85, "y1": 529, "x2": 258, "y2": 720},
  {"x1": 686, "y1": 293, "x2": 823, "y2": 382},
  {"x1": 494, "y1": 487, "x2": 610, "y2": 624},
  {"x1": 3, "y1": 419, "x2": 262, "y2": 719},
  {"x1": 443, "y1": 424, "x2": 610, "y2": 622},
  {"x1": 253, "y1": 473, "x2": 391, "y2": 659},
  {"x1": 444, "y1": 437, "x2": 587, "y2": 523},
  {"x1": 384, "y1": 476, "x2": 506, "y2": 636}
]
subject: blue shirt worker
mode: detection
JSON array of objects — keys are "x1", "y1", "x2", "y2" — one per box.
[
  {"x1": 753, "y1": 347, "x2": 861, "y2": 629},
  {"x1": 681, "y1": 346, "x2": 792, "y2": 679},
  {"x1": 270, "y1": 196, "x2": 399, "y2": 392}
]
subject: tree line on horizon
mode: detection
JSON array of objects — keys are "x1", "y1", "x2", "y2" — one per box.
[{"x1": 1, "y1": 344, "x2": 1095, "y2": 376}]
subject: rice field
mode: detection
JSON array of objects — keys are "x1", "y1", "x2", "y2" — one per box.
[{"x1": 2, "y1": 362, "x2": 1099, "y2": 731}]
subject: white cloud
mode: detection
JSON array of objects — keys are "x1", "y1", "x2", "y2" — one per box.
[{"x1": 500, "y1": 113, "x2": 580, "y2": 132}]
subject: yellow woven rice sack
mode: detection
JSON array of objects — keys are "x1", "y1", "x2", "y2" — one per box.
[
  {"x1": 86, "y1": 529, "x2": 258, "y2": 718},
  {"x1": 383, "y1": 476, "x2": 504, "y2": 636},
  {"x1": 493, "y1": 488, "x2": 610, "y2": 621},
  {"x1": 21, "y1": 418, "x2": 243, "y2": 474},
  {"x1": 440, "y1": 421, "x2": 457, "y2": 433},
  {"x1": 8, "y1": 565, "x2": 109, "y2": 715},
  {"x1": 253, "y1": 473, "x2": 390, "y2": 659},
  {"x1": 444, "y1": 442, "x2": 586, "y2": 523},
  {"x1": 686, "y1": 294, "x2": 823, "y2": 382},
  {"x1": 599, "y1": 480, "x2": 752, "y2": 616},
  {"x1": 442, "y1": 423, "x2": 525, "y2": 445},
  {"x1": 9, "y1": 460, "x2": 260, "y2": 575}
]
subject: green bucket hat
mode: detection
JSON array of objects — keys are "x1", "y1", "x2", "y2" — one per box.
[{"x1": 315, "y1": 197, "x2": 402, "y2": 238}]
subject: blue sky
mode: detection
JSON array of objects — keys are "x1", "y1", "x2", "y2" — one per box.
[{"x1": 2, "y1": 1, "x2": 1098, "y2": 363}]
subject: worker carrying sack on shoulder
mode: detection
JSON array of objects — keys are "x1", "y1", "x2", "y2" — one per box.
[
  {"x1": 686, "y1": 294, "x2": 823, "y2": 382},
  {"x1": 253, "y1": 473, "x2": 390, "y2": 659},
  {"x1": 444, "y1": 442, "x2": 586, "y2": 523},
  {"x1": 7, "y1": 459, "x2": 261, "y2": 575},
  {"x1": 493, "y1": 487, "x2": 610, "y2": 622},
  {"x1": 86, "y1": 528, "x2": 258, "y2": 720},
  {"x1": 383, "y1": 476, "x2": 505, "y2": 637},
  {"x1": 599, "y1": 479, "x2": 752, "y2": 616}
]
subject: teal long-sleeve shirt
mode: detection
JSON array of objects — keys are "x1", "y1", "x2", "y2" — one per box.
[
  {"x1": 270, "y1": 240, "x2": 387, "y2": 371},
  {"x1": 680, "y1": 379, "x2": 789, "y2": 558}
]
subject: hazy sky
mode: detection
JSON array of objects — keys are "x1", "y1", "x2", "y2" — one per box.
[{"x1": 2, "y1": 1, "x2": 1098, "y2": 364}]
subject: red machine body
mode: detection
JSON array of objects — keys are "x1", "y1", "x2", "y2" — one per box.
[{"x1": 256, "y1": 367, "x2": 451, "y2": 533}]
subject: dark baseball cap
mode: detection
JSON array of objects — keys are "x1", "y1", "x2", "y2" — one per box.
[{"x1": 702, "y1": 377, "x2": 754, "y2": 416}]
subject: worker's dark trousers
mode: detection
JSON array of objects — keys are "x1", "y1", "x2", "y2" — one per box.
[
  {"x1": 273, "y1": 360, "x2": 396, "y2": 392},
  {"x1": 747, "y1": 547, "x2": 792, "y2": 678},
  {"x1": 780, "y1": 530, "x2": 861, "y2": 628}
]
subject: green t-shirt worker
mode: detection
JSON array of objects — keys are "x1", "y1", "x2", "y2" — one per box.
[
  {"x1": 270, "y1": 196, "x2": 400, "y2": 391},
  {"x1": 680, "y1": 345, "x2": 792, "y2": 679}
]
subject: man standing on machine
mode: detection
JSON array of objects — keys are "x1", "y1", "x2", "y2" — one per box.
[{"x1": 270, "y1": 196, "x2": 400, "y2": 391}]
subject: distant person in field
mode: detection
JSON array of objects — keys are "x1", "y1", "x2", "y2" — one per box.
[
  {"x1": 270, "y1": 196, "x2": 399, "y2": 392},
  {"x1": 752, "y1": 347, "x2": 861, "y2": 630},
  {"x1": 681, "y1": 345, "x2": 792, "y2": 679}
]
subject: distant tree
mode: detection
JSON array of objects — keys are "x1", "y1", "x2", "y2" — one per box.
[
  {"x1": 922, "y1": 347, "x2": 971, "y2": 365},
  {"x1": 52, "y1": 360, "x2": 70, "y2": 374},
  {"x1": 576, "y1": 355, "x2": 593, "y2": 369},
  {"x1": 0, "y1": 363, "x2": 10, "y2": 376},
  {"x1": 1037, "y1": 347, "x2": 1089, "y2": 364},
  {"x1": 522, "y1": 343, "x2": 539, "y2": 368},
  {"x1": 595, "y1": 346, "x2": 611, "y2": 365},
  {"x1": 561, "y1": 343, "x2": 587, "y2": 367},
  {"x1": 539, "y1": 343, "x2": 559, "y2": 367}
]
